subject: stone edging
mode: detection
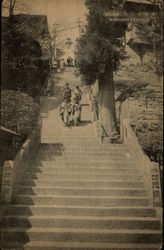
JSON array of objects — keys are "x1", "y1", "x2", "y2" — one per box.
[
  {"x1": 0, "y1": 118, "x2": 42, "y2": 219},
  {"x1": 86, "y1": 91, "x2": 102, "y2": 143},
  {"x1": 120, "y1": 99, "x2": 162, "y2": 208}
]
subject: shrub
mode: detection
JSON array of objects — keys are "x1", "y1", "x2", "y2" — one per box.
[
  {"x1": 1, "y1": 90, "x2": 39, "y2": 138},
  {"x1": 1, "y1": 26, "x2": 50, "y2": 100},
  {"x1": 131, "y1": 118, "x2": 163, "y2": 163}
]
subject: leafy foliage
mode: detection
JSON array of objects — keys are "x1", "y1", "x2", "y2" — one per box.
[
  {"x1": 1, "y1": 16, "x2": 50, "y2": 99},
  {"x1": 75, "y1": 0, "x2": 127, "y2": 84},
  {"x1": 127, "y1": 7, "x2": 163, "y2": 75},
  {"x1": 1, "y1": 90, "x2": 39, "y2": 137},
  {"x1": 131, "y1": 114, "x2": 163, "y2": 162}
]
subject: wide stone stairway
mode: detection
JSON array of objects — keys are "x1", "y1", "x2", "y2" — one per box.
[{"x1": 0, "y1": 74, "x2": 162, "y2": 249}]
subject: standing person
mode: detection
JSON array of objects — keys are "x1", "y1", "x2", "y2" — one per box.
[
  {"x1": 52, "y1": 61, "x2": 57, "y2": 73},
  {"x1": 73, "y1": 85, "x2": 82, "y2": 103},
  {"x1": 64, "y1": 83, "x2": 72, "y2": 102},
  {"x1": 50, "y1": 77, "x2": 54, "y2": 96},
  {"x1": 72, "y1": 85, "x2": 82, "y2": 125},
  {"x1": 60, "y1": 99, "x2": 72, "y2": 126},
  {"x1": 60, "y1": 59, "x2": 65, "y2": 72},
  {"x1": 91, "y1": 96, "x2": 99, "y2": 120},
  {"x1": 46, "y1": 77, "x2": 54, "y2": 96},
  {"x1": 72, "y1": 97, "x2": 81, "y2": 126}
]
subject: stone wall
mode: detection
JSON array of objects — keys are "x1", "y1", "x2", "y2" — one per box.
[
  {"x1": 114, "y1": 45, "x2": 163, "y2": 160},
  {"x1": 0, "y1": 118, "x2": 42, "y2": 219},
  {"x1": 120, "y1": 99, "x2": 162, "y2": 208}
]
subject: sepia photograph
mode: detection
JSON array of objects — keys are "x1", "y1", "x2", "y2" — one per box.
[{"x1": 0, "y1": 0, "x2": 163, "y2": 249}]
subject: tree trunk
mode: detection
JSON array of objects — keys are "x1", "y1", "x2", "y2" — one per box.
[
  {"x1": 98, "y1": 63, "x2": 117, "y2": 138},
  {"x1": 9, "y1": 0, "x2": 14, "y2": 16}
]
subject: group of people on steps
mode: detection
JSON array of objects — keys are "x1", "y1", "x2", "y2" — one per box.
[{"x1": 60, "y1": 83, "x2": 82, "y2": 126}]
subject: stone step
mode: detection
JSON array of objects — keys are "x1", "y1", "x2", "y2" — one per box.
[
  {"x1": 69, "y1": 150, "x2": 129, "y2": 154},
  {"x1": 6, "y1": 205, "x2": 158, "y2": 217},
  {"x1": 43, "y1": 150, "x2": 130, "y2": 155},
  {"x1": 41, "y1": 139, "x2": 99, "y2": 143},
  {"x1": 34, "y1": 161, "x2": 134, "y2": 168},
  {"x1": 41, "y1": 122, "x2": 93, "y2": 127},
  {"x1": 28, "y1": 167, "x2": 139, "y2": 175},
  {"x1": 39, "y1": 143, "x2": 129, "y2": 150},
  {"x1": 37, "y1": 158, "x2": 131, "y2": 164},
  {"x1": 41, "y1": 128, "x2": 95, "y2": 133},
  {"x1": 0, "y1": 227, "x2": 161, "y2": 244},
  {"x1": 42, "y1": 136, "x2": 97, "y2": 141},
  {"x1": 38, "y1": 150, "x2": 129, "y2": 157},
  {"x1": 16, "y1": 187, "x2": 147, "y2": 197},
  {"x1": 40, "y1": 126, "x2": 94, "y2": 131},
  {"x1": 1, "y1": 215, "x2": 161, "y2": 230},
  {"x1": 37, "y1": 154, "x2": 130, "y2": 160},
  {"x1": 37, "y1": 162, "x2": 134, "y2": 169},
  {"x1": 41, "y1": 133, "x2": 96, "y2": 137},
  {"x1": 41, "y1": 129, "x2": 95, "y2": 134},
  {"x1": 41, "y1": 140, "x2": 102, "y2": 144},
  {"x1": 41, "y1": 119, "x2": 91, "y2": 123},
  {"x1": 74, "y1": 143, "x2": 128, "y2": 148},
  {"x1": 13, "y1": 195, "x2": 149, "y2": 206},
  {"x1": 0, "y1": 241, "x2": 161, "y2": 250},
  {"x1": 18, "y1": 179, "x2": 144, "y2": 188},
  {"x1": 24, "y1": 173, "x2": 142, "y2": 181},
  {"x1": 38, "y1": 145, "x2": 129, "y2": 153},
  {"x1": 2, "y1": 83, "x2": 161, "y2": 249},
  {"x1": 37, "y1": 158, "x2": 132, "y2": 164},
  {"x1": 36, "y1": 161, "x2": 133, "y2": 166}
]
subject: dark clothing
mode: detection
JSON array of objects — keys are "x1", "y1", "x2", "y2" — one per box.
[
  {"x1": 91, "y1": 99, "x2": 99, "y2": 119},
  {"x1": 73, "y1": 88, "x2": 82, "y2": 103},
  {"x1": 64, "y1": 87, "x2": 72, "y2": 102}
]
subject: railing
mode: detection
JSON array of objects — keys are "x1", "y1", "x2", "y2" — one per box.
[
  {"x1": 86, "y1": 86, "x2": 104, "y2": 142},
  {"x1": 37, "y1": 71, "x2": 51, "y2": 104},
  {"x1": 120, "y1": 99, "x2": 162, "y2": 207},
  {"x1": 1, "y1": 118, "x2": 42, "y2": 206},
  {"x1": 0, "y1": 126, "x2": 25, "y2": 163},
  {"x1": 0, "y1": 127, "x2": 25, "y2": 210}
]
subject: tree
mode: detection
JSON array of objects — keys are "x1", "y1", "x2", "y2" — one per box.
[
  {"x1": 1, "y1": 18, "x2": 50, "y2": 100},
  {"x1": 2, "y1": 0, "x2": 16, "y2": 16},
  {"x1": 127, "y1": 11, "x2": 163, "y2": 74},
  {"x1": 75, "y1": 0, "x2": 126, "y2": 138},
  {"x1": 2, "y1": 0, "x2": 28, "y2": 17},
  {"x1": 9, "y1": 0, "x2": 15, "y2": 16}
]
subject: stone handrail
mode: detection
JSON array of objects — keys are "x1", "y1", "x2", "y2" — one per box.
[
  {"x1": 86, "y1": 86, "x2": 120, "y2": 144},
  {"x1": 38, "y1": 72, "x2": 51, "y2": 104},
  {"x1": 86, "y1": 86, "x2": 103, "y2": 142},
  {"x1": 1, "y1": 118, "x2": 42, "y2": 206},
  {"x1": 120, "y1": 99, "x2": 162, "y2": 208}
]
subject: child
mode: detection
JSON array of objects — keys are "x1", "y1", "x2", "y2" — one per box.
[{"x1": 60, "y1": 99, "x2": 72, "y2": 126}]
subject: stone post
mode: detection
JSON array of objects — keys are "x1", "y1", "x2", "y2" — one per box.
[
  {"x1": 1, "y1": 161, "x2": 14, "y2": 204},
  {"x1": 151, "y1": 162, "x2": 162, "y2": 207}
]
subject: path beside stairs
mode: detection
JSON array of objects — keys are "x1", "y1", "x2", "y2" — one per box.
[{"x1": 0, "y1": 69, "x2": 162, "y2": 249}]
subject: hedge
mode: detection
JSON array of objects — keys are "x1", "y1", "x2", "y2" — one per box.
[
  {"x1": 131, "y1": 118, "x2": 163, "y2": 163},
  {"x1": 1, "y1": 90, "x2": 39, "y2": 137}
]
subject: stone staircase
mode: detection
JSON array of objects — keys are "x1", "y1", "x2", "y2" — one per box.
[{"x1": 0, "y1": 87, "x2": 162, "y2": 249}]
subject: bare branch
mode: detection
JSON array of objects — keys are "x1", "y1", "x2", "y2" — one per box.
[{"x1": 12, "y1": 0, "x2": 16, "y2": 9}]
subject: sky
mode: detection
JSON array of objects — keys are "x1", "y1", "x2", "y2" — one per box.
[
  {"x1": 2, "y1": 0, "x2": 87, "y2": 60},
  {"x1": 2, "y1": 0, "x2": 87, "y2": 42}
]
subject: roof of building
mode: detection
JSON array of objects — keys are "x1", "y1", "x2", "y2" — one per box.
[
  {"x1": 2, "y1": 14, "x2": 52, "y2": 57},
  {"x1": 2, "y1": 14, "x2": 50, "y2": 38},
  {"x1": 123, "y1": 0, "x2": 161, "y2": 12},
  {"x1": 0, "y1": 126, "x2": 24, "y2": 142}
]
